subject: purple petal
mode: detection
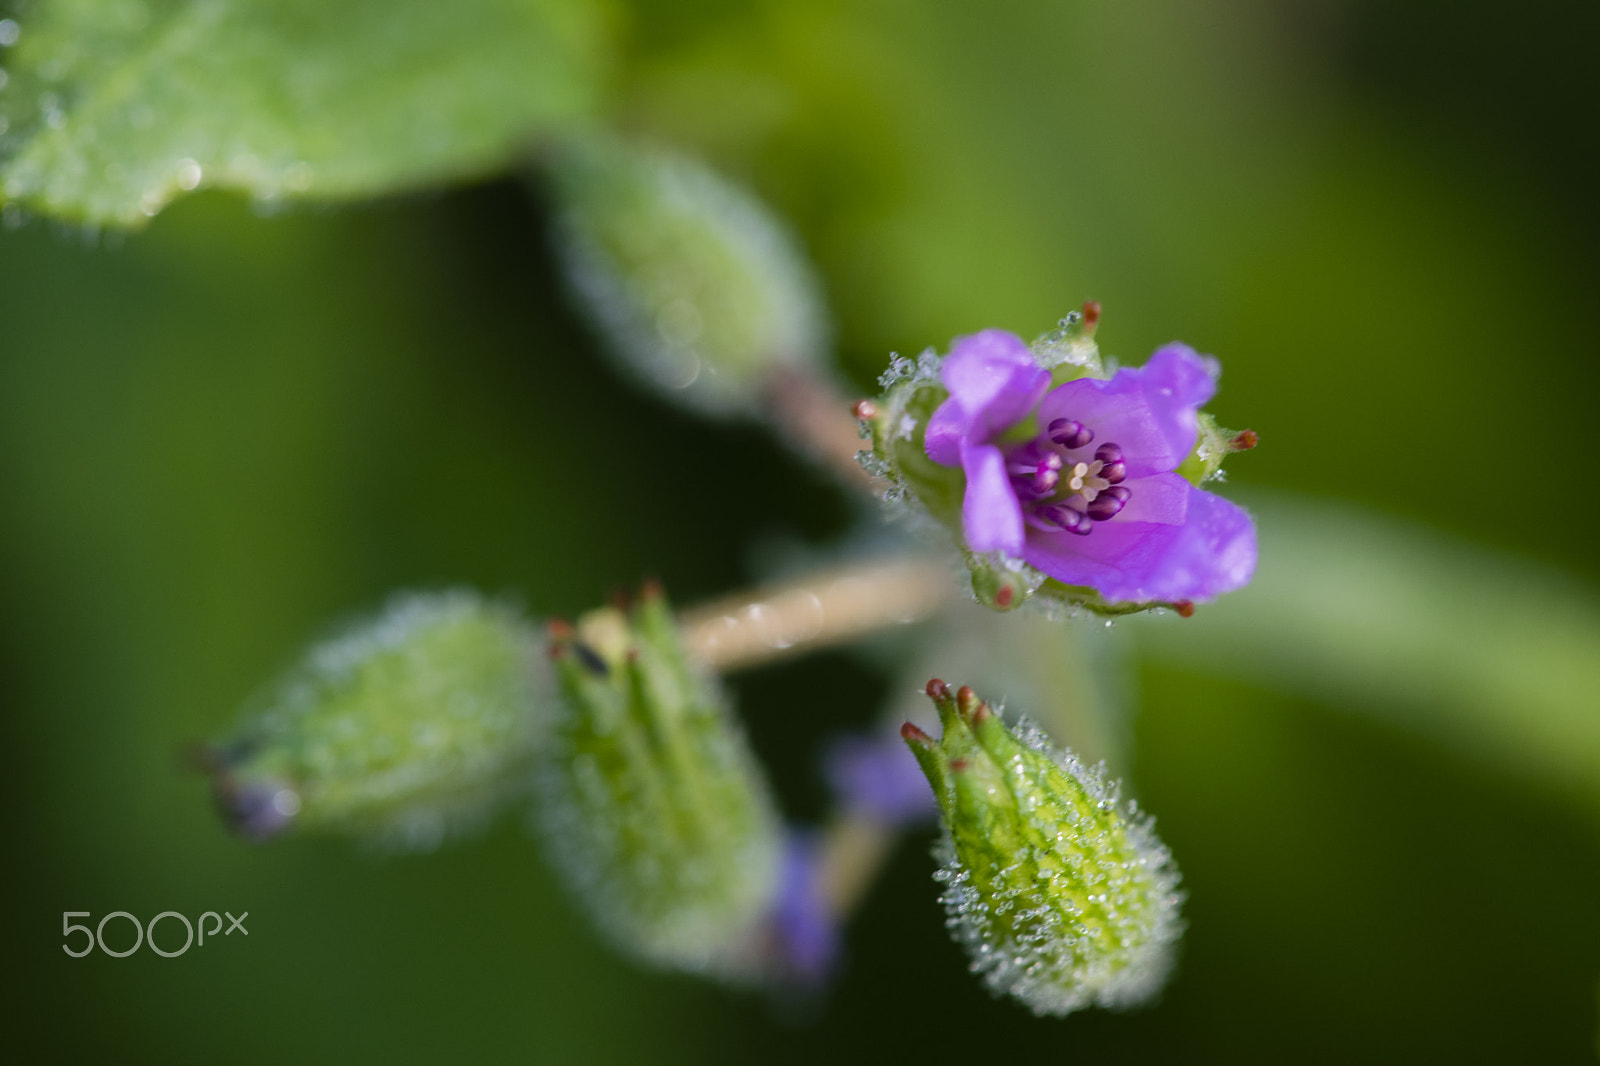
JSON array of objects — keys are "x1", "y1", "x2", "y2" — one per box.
[
  {"x1": 825, "y1": 731, "x2": 938, "y2": 826},
  {"x1": 1021, "y1": 482, "x2": 1256, "y2": 603},
  {"x1": 1034, "y1": 343, "x2": 1218, "y2": 478},
  {"x1": 960, "y1": 441, "x2": 1025, "y2": 555},
  {"x1": 937, "y1": 330, "x2": 1049, "y2": 443},
  {"x1": 767, "y1": 833, "x2": 839, "y2": 985},
  {"x1": 1115, "y1": 471, "x2": 1189, "y2": 525},
  {"x1": 924, "y1": 395, "x2": 967, "y2": 466}
]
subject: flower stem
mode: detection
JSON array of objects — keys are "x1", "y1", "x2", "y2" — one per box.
[
  {"x1": 679, "y1": 556, "x2": 954, "y2": 673},
  {"x1": 759, "y1": 366, "x2": 881, "y2": 491},
  {"x1": 814, "y1": 811, "x2": 902, "y2": 921}
]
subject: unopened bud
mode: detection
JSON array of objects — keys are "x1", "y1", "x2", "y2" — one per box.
[
  {"x1": 538, "y1": 584, "x2": 781, "y2": 978},
  {"x1": 542, "y1": 134, "x2": 829, "y2": 418},
  {"x1": 903, "y1": 680, "x2": 1184, "y2": 1016},
  {"x1": 205, "y1": 590, "x2": 548, "y2": 850}
]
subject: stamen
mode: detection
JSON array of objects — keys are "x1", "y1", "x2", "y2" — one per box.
[
  {"x1": 1087, "y1": 485, "x2": 1131, "y2": 522},
  {"x1": 1039, "y1": 503, "x2": 1093, "y2": 536},
  {"x1": 1048, "y1": 418, "x2": 1094, "y2": 450},
  {"x1": 1034, "y1": 458, "x2": 1060, "y2": 494},
  {"x1": 1094, "y1": 443, "x2": 1126, "y2": 484}
]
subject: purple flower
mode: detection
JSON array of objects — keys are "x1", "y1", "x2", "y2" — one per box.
[
  {"x1": 765, "y1": 832, "x2": 840, "y2": 986},
  {"x1": 824, "y1": 729, "x2": 939, "y2": 826},
  {"x1": 924, "y1": 329, "x2": 1256, "y2": 605}
]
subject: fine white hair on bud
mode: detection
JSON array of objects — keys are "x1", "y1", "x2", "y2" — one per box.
[
  {"x1": 205, "y1": 589, "x2": 549, "y2": 851},
  {"x1": 904, "y1": 680, "x2": 1184, "y2": 1016},
  {"x1": 541, "y1": 132, "x2": 830, "y2": 417},
  {"x1": 537, "y1": 584, "x2": 782, "y2": 979}
]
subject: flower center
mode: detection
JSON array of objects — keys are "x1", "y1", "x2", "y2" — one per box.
[{"x1": 1006, "y1": 418, "x2": 1131, "y2": 537}]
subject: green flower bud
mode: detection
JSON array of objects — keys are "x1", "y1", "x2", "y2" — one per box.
[
  {"x1": 541, "y1": 133, "x2": 830, "y2": 418},
  {"x1": 902, "y1": 680, "x2": 1184, "y2": 1016},
  {"x1": 538, "y1": 583, "x2": 782, "y2": 978},
  {"x1": 205, "y1": 590, "x2": 548, "y2": 850}
]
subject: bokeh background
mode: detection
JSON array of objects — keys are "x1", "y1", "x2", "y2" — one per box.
[{"x1": 4, "y1": 0, "x2": 1599, "y2": 1061}]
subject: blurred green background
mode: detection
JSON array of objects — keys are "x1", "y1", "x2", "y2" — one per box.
[{"x1": 4, "y1": 0, "x2": 1598, "y2": 1061}]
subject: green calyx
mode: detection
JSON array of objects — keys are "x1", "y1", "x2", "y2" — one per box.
[
  {"x1": 539, "y1": 583, "x2": 781, "y2": 978},
  {"x1": 206, "y1": 590, "x2": 548, "y2": 850},
  {"x1": 902, "y1": 680, "x2": 1184, "y2": 1016},
  {"x1": 1178, "y1": 413, "x2": 1257, "y2": 486},
  {"x1": 1031, "y1": 304, "x2": 1108, "y2": 382}
]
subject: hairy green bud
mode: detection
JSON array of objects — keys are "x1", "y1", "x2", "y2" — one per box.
[
  {"x1": 542, "y1": 133, "x2": 830, "y2": 417},
  {"x1": 205, "y1": 590, "x2": 547, "y2": 850},
  {"x1": 902, "y1": 679, "x2": 1184, "y2": 1015},
  {"x1": 538, "y1": 583, "x2": 782, "y2": 978}
]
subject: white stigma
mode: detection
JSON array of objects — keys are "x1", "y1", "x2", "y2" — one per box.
[{"x1": 1066, "y1": 460, "x2": 1111, "y2": 501}]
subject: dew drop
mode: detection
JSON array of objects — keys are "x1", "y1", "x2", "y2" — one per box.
[{"x1": 176, "y1": 158, "x2": 202, "y2": 190}]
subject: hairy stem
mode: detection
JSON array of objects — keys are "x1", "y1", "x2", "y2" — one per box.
[
  {"x1": 679, "y1": 555, "x2": 954, "y2": 673},
  {"x1": 815, "y1": 811, "x2": 902, "y2": 920},
  {"x1": 759, "y1": 366, "x2": 881, "y2": 491}
]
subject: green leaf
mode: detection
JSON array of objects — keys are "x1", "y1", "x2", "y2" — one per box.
[{"x1": 0, "y1": 0, "x2": 613, "y2": 227}]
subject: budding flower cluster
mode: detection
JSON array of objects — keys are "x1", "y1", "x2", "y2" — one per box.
[
  {"x1": 204, "y1": 590, "x2": 548, "y2": 850},
  {"x1": 538, "y1": 583, "x2": 781, "y2": 978},
  {"x1": 903, "y1": 680, "x2": 1184, "y2": 1016}
]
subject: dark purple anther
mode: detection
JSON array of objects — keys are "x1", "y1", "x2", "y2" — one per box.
[
  {"x1": 1048, "y1": 418, "x2": 1094, "y2": 450},
  {"x1": 1042, "y1": 504, "x2": 1094, "y2": 536},
  {"x1": 1034, "y1": 454, "x2": 1063, "y2": 493},
  {"x1": 1095, "y1": 442, "x2": 1127, "y2": 485},
  {"x1": 1087, "y1": 485, "x2": 1131, "y2": 522}
]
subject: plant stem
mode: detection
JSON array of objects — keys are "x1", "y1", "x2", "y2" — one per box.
[
  {"x1": 759, "y1": 366, "x2": 882, "y2": 491},
  {"x1": 814, "y1": 811, "x2": 903, "y2": 920},
  {"x1": 679, "y1": 555, "x2": 954, "y2": 672}
]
